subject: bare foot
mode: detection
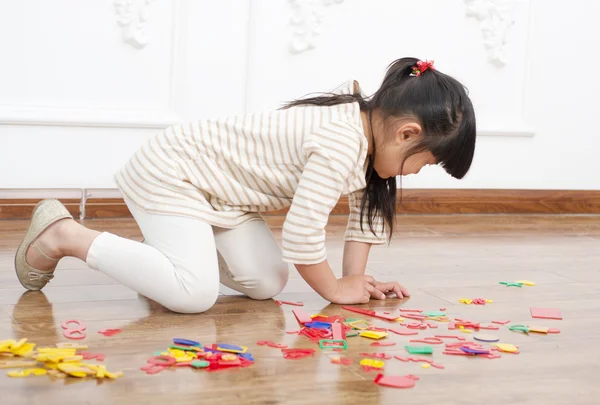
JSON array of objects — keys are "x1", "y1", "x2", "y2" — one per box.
[{"x1": 25, "y1": 218, "x2": 74, "y2": 271}]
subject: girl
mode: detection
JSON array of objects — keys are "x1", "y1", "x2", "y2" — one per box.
[{"x1": 15, "y1": 57, "x2": 476, "y2": 314}]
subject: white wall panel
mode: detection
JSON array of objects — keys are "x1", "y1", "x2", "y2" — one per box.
[
  {"x1": 0, "y1": 0, "x2": 249, "y2": 188},
  {"x1": 1, "y1": 0, "x2": 599, "y2": 190}
]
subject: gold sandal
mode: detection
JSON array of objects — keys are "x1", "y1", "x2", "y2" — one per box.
[{"x1": 14, "y1": 199, "x2": 73, "y2": 291}]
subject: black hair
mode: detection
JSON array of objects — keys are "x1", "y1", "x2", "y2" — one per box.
[{"x1": 281, "y1": 57, "x2": 476, "y2": 241}]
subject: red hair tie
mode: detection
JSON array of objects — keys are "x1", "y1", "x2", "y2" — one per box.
[{"x1": 411, "y1": 60, "x2": 435, "y2": 76}]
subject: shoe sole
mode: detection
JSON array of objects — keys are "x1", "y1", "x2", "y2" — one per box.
[{"x1": 14, "y1": 200, "x2": 47, "y2": 291}]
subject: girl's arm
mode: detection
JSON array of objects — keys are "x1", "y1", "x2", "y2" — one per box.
[
  {"x1": 295, "y1": 261, "x2": 339, "y2": 301},
  {"x1": 342, "y1": 240, "x2": 411, "y2": 299},
  {"x1": 296, "y1": 260, "x2": 381, "y2": 304},
  {"x1": 342, "y1": 241, "x2": 371, "y2": 276}
]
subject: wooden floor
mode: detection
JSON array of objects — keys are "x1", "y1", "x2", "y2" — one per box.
[{"x1": 2, "y1": 214, "x2": 600, "y2": 404}]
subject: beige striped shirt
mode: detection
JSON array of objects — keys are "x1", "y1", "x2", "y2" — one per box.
[{"x1": 114, "y1": 81, "x2": 386, "y2": 265}]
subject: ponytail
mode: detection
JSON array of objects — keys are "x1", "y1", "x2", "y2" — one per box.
[
  {"x1": 360, "y1": 151, "x2": 397, "y2": 240},
  {"x1": 280, "y1": 88, "x2": 368, "y2": 110}
]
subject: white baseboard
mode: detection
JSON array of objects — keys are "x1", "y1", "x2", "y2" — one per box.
[{"x1": 83, "y1": 189, "x2": 123, "y2": 199}]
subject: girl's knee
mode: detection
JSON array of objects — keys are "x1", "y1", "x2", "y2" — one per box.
[
  {"x1": 163, "y1": 287, "x2": 219, "y2": 314},
  {"x1": 246, "y1": 262, "x2": 289, "y2": 300}
]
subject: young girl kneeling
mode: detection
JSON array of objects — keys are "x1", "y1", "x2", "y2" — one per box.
[{"x1": 15, "y1": 58, "x2": 476, "y2": 313}]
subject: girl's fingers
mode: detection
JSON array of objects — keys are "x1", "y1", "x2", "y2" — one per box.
[
  {"x1": 365, "y1": 281, "x2": 385, "y2": 300},
  {"x1": 391, "y1": 283, "x2": 404, "y2": 299},
  {"x1": 386, "y1": 282, "x2": 410, "y2": 298},
  {"x1": 362, "y1": 290, "x2": 371, "y2": 303},
  {"x1": 379, "y1": 282, "x2": 403, "y2": 298},
  {"x1": 374, "y1": 281, "x2": 407, "y2": 299},
  {"x1": 374, "y1": 281, "x2": 394, "y2": 293},
  {"x1": 398, "y1": 283, "x2": 411, "y2": 297},
  {"x1": 369, "y1": 288, "x2": 387, "y2": 300}
]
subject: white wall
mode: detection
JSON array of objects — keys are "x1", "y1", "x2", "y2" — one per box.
[{"x1": 1, "y1": 0, "x2": 599, "y2": 191}]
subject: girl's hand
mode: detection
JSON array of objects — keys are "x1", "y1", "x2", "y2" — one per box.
[{"x1": 331, "y1": 275, "x2": 380, "y2": 304}]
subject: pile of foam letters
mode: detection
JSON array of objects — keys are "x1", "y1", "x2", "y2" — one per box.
[
  {"x1": 269, "y1": 301, "x2": 561, "y2": 389},
  {"x1": 0, "y1": 339, "x2": 122, "y2": 379},
  {"x1": 140, "y1": 339, "x2": 255, "y2": 374}
]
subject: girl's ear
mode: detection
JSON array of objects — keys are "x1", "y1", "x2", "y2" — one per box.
[{"x1": 395, "y1": 122, "x2": 422, "y2": 143}]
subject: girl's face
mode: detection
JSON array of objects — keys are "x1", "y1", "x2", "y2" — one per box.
[{"x1": 372, "y1": 121, "x2": 437, "y2": 179}]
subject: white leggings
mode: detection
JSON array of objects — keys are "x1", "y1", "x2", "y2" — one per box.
[{"x1": 85, "y1": 200, "x2": 289, "y2": 313}]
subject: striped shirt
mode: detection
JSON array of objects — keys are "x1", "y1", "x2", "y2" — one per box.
[{"x1": 114, "y1": 80, "x2": 386, "y2": 265}]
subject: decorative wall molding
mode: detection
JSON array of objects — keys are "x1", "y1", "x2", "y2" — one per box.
[
  {"x1": 0, "y1": 2, "x2": 187, "y2": 130},
  {"x1": 288, "y1": 0, "x2": 344, "y2": 54},
  {"x1": 114, "y1": 0, "x2": 154, "y2": 49},
  {"x1": 478, "y1": 126, "x2": 534, "y2": 137},
  {"x1": 0, "y1": 104, "x2": 182, "y2": 129},
  {"x1": 464, "y1": 0, "x2": 518, "y2": 66}
]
